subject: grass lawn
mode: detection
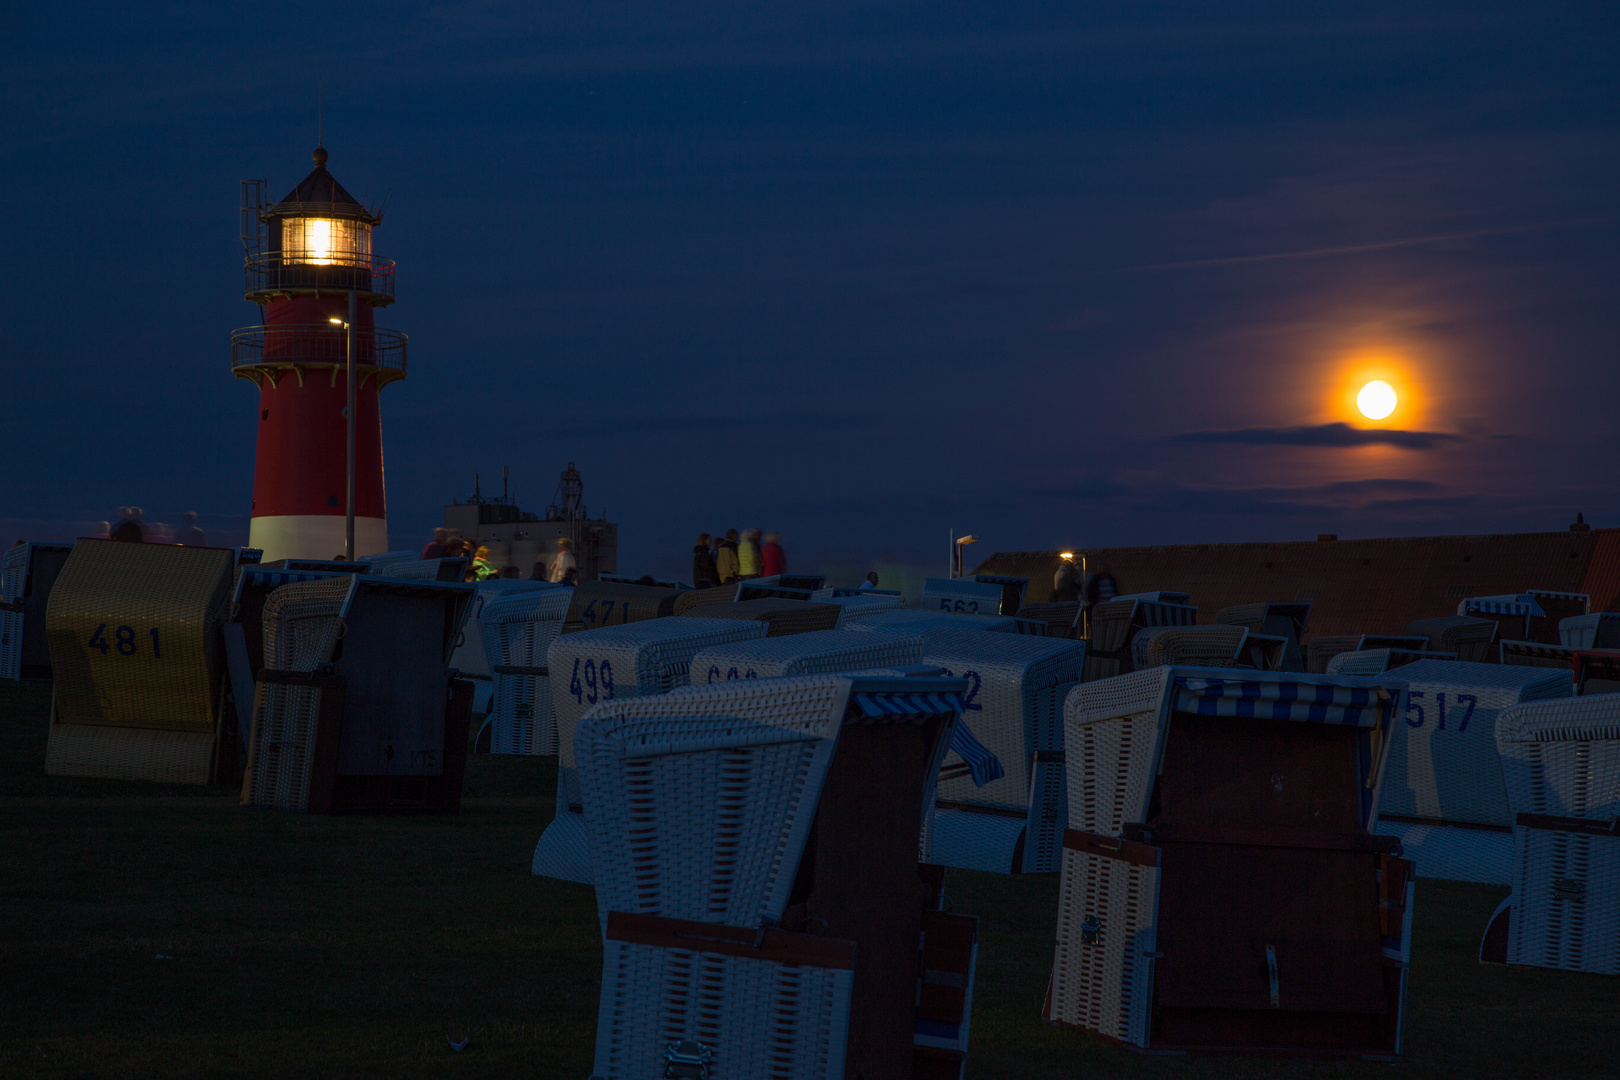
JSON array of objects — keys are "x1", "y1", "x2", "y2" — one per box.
[{"x1": 1, "y1": 677, "x2": 1615, "y2": 1078}]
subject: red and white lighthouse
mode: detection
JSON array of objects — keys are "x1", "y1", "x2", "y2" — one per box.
[{"x1": 233, "y1": 146, "x2": 406, "y2": 561}]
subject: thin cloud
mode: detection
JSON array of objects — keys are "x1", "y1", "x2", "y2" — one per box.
[
  {"x1": 1175, "y1": 423, "x2": 1463, "y2": 450},
  {"x1": 1120, "y1": 216, "x2": 1620, "y2": 273}
]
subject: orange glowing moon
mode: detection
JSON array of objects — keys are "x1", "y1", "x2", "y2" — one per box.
[{"x1": 1357, "y1": 380, "x2": 1397, "y2": 420}]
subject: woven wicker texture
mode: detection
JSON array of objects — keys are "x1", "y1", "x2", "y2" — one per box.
[
  {"x1": 671, "y1": 584, "x2": 742, "y2": 615},
  {"x1": 479, "y1": 587, "x2": 575, "y2": 755},
  {"x1": 1131, "y1": 625, "x2": 1247, "y2": 670},
  {"x1": 548, "y1": 617, "x2": 768, "y2": 770},
  {"x1": 1015, "y1": 601, "x2": 1082, "y2": 639},
  {"x1": 1054, "y1": 665, "x2": 1409, "y2": 1052},
  {"x1": 1559, "y1": 613, "x2": 1620, "y2": 650},
  {"x1": 0, "y1": 542, "x2": 68, "y2": 680},
  {"x1": 1045, "y1": 847, "x2": 1159, "y2": 1044},
  {"x1": 1500, "y1": 640, "x2": 1578, "y2": 668},
  {"x1": 576, "y1": 679, "x2": 847, "y2": 927},
  {"x1": 449, "y1": 580, "x2": 556, "y2": 680},
  {"x1": 577, "y1": 678, "x2": 856, "y2": 1078},
  {"x1": 242, "y1": 577, "x2": 353, "y2": 809},
  {"x1": 812, "y1": 593, "x2": 906, "y2": 624},
  {"x1": 0, "y1": 542, "x2": 28, "y2": 679},
  {"x1": 843, "y1": 609, "x2": 1018, "y2": 636},
  {"x1": 1084, "y1": 598, "x2": 1197, "y2": 681},
  {"x1": 572, "y1": 581, "x2": 682, "y2": 629},
  {"x1": 373, "y1": 557, "x2": 464, "y2": 582},
  {"x1": 1407, "y1": 615, "x2": 1498, "y2": 662},
  {"x1": 592, "y1": 939, "x2": 852, "y2": 1080},
  {"x1": 1305, "y1": 634, "x2": 1365, "y2": 674},
  {"x1": 1381, "y1": 660, "x2": 1571, "y2": 831},
  {"x1": 689, "y1": 629, "x2": 923, "y2": 685},
  {"x1": 1372, "y1": 820, "x2": 1512, "y2": 885},
  {"x1": 1495, "y1": 695, "x2": 1620, "y2": 972},
  {"x1": 44, "y1": 720, "x2": 216, "y2": 784},
  {"x1": 46, "y1": 539, "x2": 235, "y2": 732},
  {"x1": 681, "y1": 599, "x2": 842, "y2": 638},
  {"x1": 354, "y1": 550, "x2": 419, "y2": 571},
  {"x1": 921, "y1": 577, "x2": 1005, "y2": 617}
]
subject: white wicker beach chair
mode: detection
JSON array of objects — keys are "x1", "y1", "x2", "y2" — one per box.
[
  {"x1": 1214, "y1": 602, "x2": 1311, "y2": 671},
  {"x1": 377, "y1": 556, "x2": 468, "y2": 582},
  {"x1": 1, "y1": 540, "x2": 73, "y2": 681},
  {"x1": 354, "y1": 550, "x2": 420, "y2": 572},
  {"x1": 1047, "y1": 667, "x2": 1412, "y2": 1057},
  {"x1": 1129, "y1": 625, "x2": 1248, "y2": 670},
  {"x1": 813, "y1": 592, "x2": 906, "y2": 623},
  {"x1": 922, "y1": 577, "x2": 1005, "y2": 618},
  {"x1": 919, "y1": 629, "x2": 1085, "y2": 874},
  {"x1": 1560, "y1": 613, "x2": 1620, "y2": 651},
  {"x1": 690, "y1": 629, "x2": 924, "y2": 685},
  {"x1": 1327, "y1": 648, "x2": 1453, "y2": 676},
  {"x1": 477, "y1": 586, "x2": 575, "y2": 756},
  {"x1": 578, "y1": 673, "x2": 980, "y2": 1079},
  {"x1": 1478, "y1": 693, "x2": 1620, "y2": 974},
  {"x1": 1371, "y1": 659, "x2": 1571, "y2": 886},
  {"x1": 1083, "y1": 596, "x2": 1197, "y2": 681},
  {"x1": 532, "y1": 616, "x2": 769, "y2": 883},
  {"x1": 1500, "y1": 640, "x2": 1578, "y2": 669},
  {"x1": 843, "y1": 609, "x2": 1020, "y2": 636},
  {"x1": 1407, "y1": 615, "x2": 1499, "y2": 663}
]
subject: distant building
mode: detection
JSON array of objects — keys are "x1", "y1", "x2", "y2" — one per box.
[
  {"x1": 443, "y1": 463, "x2": 617, "y2": 581},
  {"x1": 976, "y1": 518, "x2": 1620, "y2": 638}
]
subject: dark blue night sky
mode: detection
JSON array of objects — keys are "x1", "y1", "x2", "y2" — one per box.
[{"x1": 3, "y1": 2, "x2": 1617, "y2": 578}]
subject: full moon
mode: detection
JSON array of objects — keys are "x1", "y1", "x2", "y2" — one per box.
[{"x1": 1357, "y1": 380, "x2": 1397, "y2": 420}]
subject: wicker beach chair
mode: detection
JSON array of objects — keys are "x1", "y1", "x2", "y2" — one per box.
[
  {"x1": 812, "y1": 592, "x2": 906, "y2": 623},
  {"x1": 1015, "y1": 601, "x2": 1083, "y2": 640},
  {"x1": 1478, "y1": 693, "x2": 1620, "y2": 974},
  {"x1": 1524, "y1": 590, "x2": 1589, "y2": 644},
  {"x1": 571, "y1": 580, "x2": 682, "y2": 629},
  {"x1": 682, "y1": 598, "x2": 843, "y2": 637},
  {"x1": 450, "y1": 580, "x2": 557, "y2": 679},
  {"x1": 1408, "y1": 615, "x2": 1499, "y2": 663},
  {"x1": 1046, "y1": 666, "x2": 1412, "y2": 1057},
  {"x1": 1559, "y1": 612, "x2": 1620, "y2": 651},
  {"x1": 1130, "y1": 625, "x2": 1248, "y2": 670},
  {"x1": 1214, "y1": 602, "x2": 1311, "y2": 671},
  {"x1": 809, "y1": 585, "x2": 903, "y2": 600},
  {"x1": 243, "y1": 575, "x2": 476, "y2": 813},
  {"x1": 354, "y1": 550, "x2": 420, "y2": 572},
  {"x1": 533, "y1": 616, "x2": 769, "y2": 883},
  {"x1": 375, "y1": 556, "x2": 470, "y2": 582},
  {"x1": 1327, "y1": 648, "x2": 1452, "y2": 675},
  {"x1": 1574, "y1": 651, "x2": 1620, "y2": 695},
  {"x1": 919, "y1": 629, "x2": 1085, "y2": 874},
  {"x1": 842, "y1": 609, "x2": 1020, "y2": 636},
  {"x1": 598, "y1": 573, "x2": 689, "y2": 590},
  {"x1": 221, "y1": 566, "x2": 355, "y2": 780},
  {"x1": 671, "y1": 583, "x2": 743, "y2": 615},
  {"x1": 44, "y1": 540, "x2": 236, "y2": 785},
  {"x1": 1, "y1": 540, "x2": 73, "y2": 681},
  {"x1": 1459, "y1": 595, "x2": 1546, "y2": 645},
  {"x1": 689, "y1": 629, "x2": 924, "y2": 685},
  {"x1": 1305, "y1": 634, "x2": 1365, "y2": 674},
  {"x1": 1500, "y1": 640, "x2": 1579, "y2": 669},
  {"x1": 478, "y1": 586, "x2": 576, "y2": 755},
  {"x1": 1370, "y1": 659, "x2": 1570, "y2": 885},
  {"x1": 1083, "y1": 596, "x2": 1197, "y2": 681},
  {"x1": 579, "y1": 673, "x2": 981, "y2": 1079},
  {"x1": 922, "y1": 578, "x2": 1005, "y2": 618}
]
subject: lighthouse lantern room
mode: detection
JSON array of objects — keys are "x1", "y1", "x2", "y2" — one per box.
[{"x1": 233, "y1": 146, "x2": 407, "y2": 562}]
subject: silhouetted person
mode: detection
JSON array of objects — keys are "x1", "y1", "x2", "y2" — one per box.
[
  {"x1": 716, "y1": 530, "x2": 741, "y2": 585},
  {"x1": 548, "y1": 538, "x2": 578, "y2": 584},
  {"x1": 858, "y1": 571, "x2": 879, "y2": 590},
  {"x1": 110, "y1": 507, "x2": 144, "y2": 543},
  {"x1": 692, "y1": 533, "x2": 720, "y2": 588},
  {"x1": 177, "y1": 511, "x2": 206, "y2": 547},
  {"x1": 499, "y1": 565, "x2": 522, "y2": 579},
  {"x1": 1083, "y1": 565, "x2": 1118, "y2": 609},
  {"x1": 422, "y1": 528, "x2": 448, "y2": 559},
  {"x1": 561, "y1": 566, "x2": 579, "y2": 587},
  {"x1": 738, "y1": 528, "x2": 762, "y2": 579},
  {"x1": 761, "y1": 531, "x2": 786, "y2": 576},
  {"x1": 1051, "y1": 556, "x2": 1080, "y2": 602}
]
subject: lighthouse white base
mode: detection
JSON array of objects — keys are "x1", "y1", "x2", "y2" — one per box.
[{"x1": 249, "y1": 515, "x2": 388, "y2": 564}]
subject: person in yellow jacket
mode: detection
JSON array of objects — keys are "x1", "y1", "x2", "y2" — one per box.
[
  {"x1": 715, "y1": 530, "x2": 741, "y2": 584},
  {"x1": 738, "y1": 527, "x2": 762, "y2": 578}
]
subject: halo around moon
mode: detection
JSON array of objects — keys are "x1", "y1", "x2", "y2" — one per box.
[{"x1": 1357, "y1": 380, "x2": 1397, "y2": 420}]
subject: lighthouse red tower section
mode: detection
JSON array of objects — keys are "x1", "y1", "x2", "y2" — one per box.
[{"x1": 233, "y1": 147, "x2": 407, "y2": 562}]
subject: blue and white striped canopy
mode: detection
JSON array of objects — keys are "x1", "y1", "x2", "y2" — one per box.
[
  {"x1": 850, "y1": 690, "x2": 1004, "y2": 786},
  {"x1": 1458, "y1": 594, "x2": 1545, "y2": 617},
  {"x1": 1172, "y1": 677, "x2": 1391, "y2": 728}
]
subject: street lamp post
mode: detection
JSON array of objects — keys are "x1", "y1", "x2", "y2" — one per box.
[{"x1": 329, "y1": 290, "x2": 357, "y2": 560}]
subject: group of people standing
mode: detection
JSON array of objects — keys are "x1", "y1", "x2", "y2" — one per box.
[
  {"x1": 692, "y1": 528, "x2": 785, "y2": 588},
  {"x1": 419, "y1": 528, "x2": 574, "y2": 584}
]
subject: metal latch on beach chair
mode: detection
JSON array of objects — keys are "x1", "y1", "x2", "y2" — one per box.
[{"x1": 663, "y1": 1039, "x2": 712, "y2": 1079}]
